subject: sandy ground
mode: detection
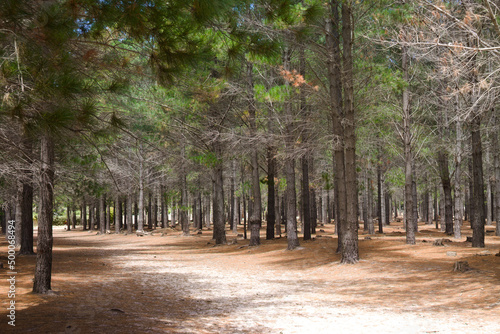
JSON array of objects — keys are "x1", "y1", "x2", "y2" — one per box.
[{"x1": 1, "y1": 221, "x2": 499, "y2": 334}]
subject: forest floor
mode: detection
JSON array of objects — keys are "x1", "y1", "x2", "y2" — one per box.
[{"x1": 1, "y1": 220, "x2": 500, "y2": 334}]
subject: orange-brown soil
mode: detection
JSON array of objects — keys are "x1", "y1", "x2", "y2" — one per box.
[{"x1": 1, "y1": 221, "x2": 499, "y2": 333}]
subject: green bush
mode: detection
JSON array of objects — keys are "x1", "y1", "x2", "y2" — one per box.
[{"x1": 52, "y1": 216, "x2": 67, "y2": 226}]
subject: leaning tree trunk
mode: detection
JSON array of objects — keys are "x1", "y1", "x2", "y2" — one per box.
[{"x1": 33, "y1": 134, "x2": 55, "y2": 294}]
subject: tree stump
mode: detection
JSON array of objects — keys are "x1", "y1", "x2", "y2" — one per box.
[{"x1": 453, "y1": 261, "x2": 471, "y2": 272}]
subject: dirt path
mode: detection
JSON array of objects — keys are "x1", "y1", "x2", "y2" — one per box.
[{"x1": 1, "y1": 222, "x2": 500, "y2": 333}]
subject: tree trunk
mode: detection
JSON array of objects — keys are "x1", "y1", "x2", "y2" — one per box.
[
  {"x1": 437, "y1": 151, "x2": 453, "y2": 235},
  {"x1": 454, "y1": 114, "x2": 464, "y2": 239},
  {"x1": 33, "y1": 134, "x2": 55, "y2": 294},
  {"x1": 115, "y1": 195, "x2": 120, "y2": 233},
  {"x1": 66, "y1": 206, "x2": 71, "y2": 232},
  {"x1": 367, "y1": 176, "x2": 374, "y2": 235},
  {"x1": 285, "y1": 158, "x2": 299, "y2": 250},
  {"x1": 377, "y1": 163, "x2": 383, "y2": 232},
  {"x1": 266, "y1": 147, "x2": 276, "y2": 239},
  {"x1": 82, "y1": 201, "x2": 87, "y2": 231},
  {"x1": 100, "y1": 195, "x2": 106, "y2": 234},
  {"x1": 20, "y1": 171, "x2": 34, "y2": 254},
  {"x1": 326, "y1": 0, "x2": 347, "y2": 254},
  {"x1": 180, "y1": 145, "x2": 189, "y2": 236},
  {"x1": 247, "y1": 61, "x2": 262, "y2": 246},
  {"x1": 492, "y1": 114, "x2": 500, "y2": 236},
  {"x1": 231, "y1": 161, "x2": 236, "y2": 234},
  {"x1": 402, "y1": 45, "x2": 415, "y2": 245},
  {"x1": 127, "y1": 195, "x2": 133, "y2": 233},
  {"x1": 138, "y1": 152, "x2": 145, "y2": 233},
  {"x1": 471, "y1": 116, "x2": 485, "y2": 247},
  {"x1": 212, "y1": 142, "x2": 226, "y2": 245},
  {"x1": 302, "y1": 156, "x2": 311, "y2": 241},
  {"x1": 340, "y1": 1, "x2": 359, "y2": 263},
  {"x1": 153, "y1": 190, "x2": 158, "y2": 229}
]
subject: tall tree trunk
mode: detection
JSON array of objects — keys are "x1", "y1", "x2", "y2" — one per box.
[
  {"x1": 377, "y1": 162, "x2": 383, "y2": 233},
  {"x1": 161, "y1": 185, "x2": 166, "y2": 228},
  {"x1": 326, "y1": 0, "x2": 347, "y2": 254},
  {"x1": 340, "y1": 0, "x2": 359, "y2": 263},
  {"x1": 492, "y1": 113, "x2": 500, "y2": 236},
  {"x1": 301, "y1": 156, "x2": 311, "y2": 241},
  {"x1": 82, "y1": 201, "x2": 87, "y2": 231},
  {"x1": 267, "y1": 147, "x2": 276, "y2": 240},
  {"x1": 247, "y1": 61, "x2": 262, "y2": 246},
  {"x1": 100, "y1": 195, "x2": 106, "y2": 234},
  {"x1": 230, "y1": 160, "x2": 236, "y2": 233},
  {"x1": 454, "y1": 113, "x2": 464, "y2": 239},
  {"x1": 147, "y1": 191, "x2": 152, "y2": 230},
  {"x1": 438, "y1": 150, "x2": 453, "y2": 235},
  {"x1": 127, "y1": 195, "x2": 133, "y2": 233},
  {"x1": 367, "y1": 176, "x2": 374, "y2": 234},
  {"x1": 66, "y1": 206, "x2": 71, "y2": 232},
  {"x1": 180, "y1": 144, "x2": 189, "y2": 236},
  {"x1": 402, "y1": 45, "x2": 415, "y2": 245},
  {"x1": 153, "y1": 190, "x2": 158, "y2": 229},
  {"x1": 33, "y1": 134, "x2": 55, "y2": 294},
  {"x1": 471, "y1": 116, "x2": 485, "y2": 247},
  {"x1": 115, "y1": 195, "x2": 120, "y2": 233},
  {"x1": 212, "y1": 140, "x2": 226, "y2": 245},
  {"x1": 137, "y1": 148, "x2": 145, "y2": 233}
]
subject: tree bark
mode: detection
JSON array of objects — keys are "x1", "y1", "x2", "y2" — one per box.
[
  {"x1": 266, "y1": 147, "x2": 276, "y2": 239},
  {"x1": 19, "y1": 170, "x2": 34, "y2": 254},
  {"x1": 326, "y1": 0, "x2": 347, "y2": 254},
  {"x1": 285, "y1": 158, "x2": 299, "y2": 250},
  {"x1": 402, "y1": 45, "x2": 415, "y2": 245},
  {"x1": 180, "y1": 144, "x2": 189, "y2": 236},
  {"x1": 471, "y1": 116, "x2": 485, "y2": 247},
  {"x1": 454, "y1": 114, "x2": 464, "y2": 239},
  {"x1": 437, "y1": 151, "x2": 453, "y2": 235},
  {"x1": 100, "y1": 195, "x2": 106, "y2": 234},
  {"x1": 212, "y1": 140, "x2": 226, "y2": 245},
  {"x1": 115, "y1": 195, "x2": 120, "y2": 233},
  {"x1": 247, "y1": 61, "x2": 261, "y2": 246},
  {"x1": 33, "y1": 134, "x2": 55, "y2": 294},
  {"x1": 127, "y1": 195, "x2": 133, "y2": 233}
]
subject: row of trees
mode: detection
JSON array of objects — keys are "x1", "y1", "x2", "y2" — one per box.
[{"x1": 1, "y1": 0, "x2": 499, "y2": 294}]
